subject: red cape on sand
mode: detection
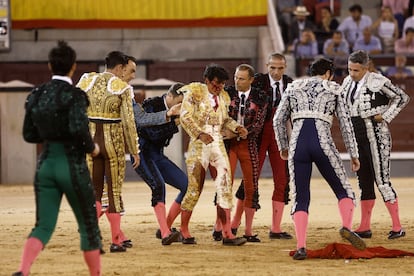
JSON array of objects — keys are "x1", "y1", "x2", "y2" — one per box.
[{"x1": 289, "y1": 243, "x2": 414, "y2": 259}]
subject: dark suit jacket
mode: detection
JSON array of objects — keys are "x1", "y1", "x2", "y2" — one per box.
[{"x1": 252, "y1": 73, "x2": 293, "y2": 121}]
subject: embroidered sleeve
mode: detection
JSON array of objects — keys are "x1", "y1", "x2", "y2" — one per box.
[
  {"x1": 335, "y1": 92, "x2": 359, "y2": 158},
  {"x1": 120, "y1": 87, "x2": 139, "y2": 155},
  {"x1": 68, "y1": 89, "x2": 95, "y2": 153},
  {"x1": 273, "y1": 91, "x2": 291, "y2": 151},
  {"x1": 381, "y1": 81, "x2": 410, "y2": 123}
]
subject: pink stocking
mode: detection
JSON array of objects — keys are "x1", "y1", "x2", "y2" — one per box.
[
  {"x1": 154, "y1": 202, "x2": 170, "y2": 238},
  {"x1": 106, "y1": 213, "x2": 122, "y2": 245},
  {"x1": 230, "y1": 199, "x2": 244, "y2": 229},
  {"x1": 338, "y1": 198, "x2": 354, "y2": 230},
  {"x1": 83, "y1": 249, "x2": 101, "y2": 276},
  {"x1": 355, "y1": 199, "x2": 375, "y2": 232},
  {"x1": 385, "y1": 199, "x2": 402, "y2": 232},
  {"x1": 17, "y1": 237, "x2": 44, "y2": 276},
  {"x1": 293, "y1": 211, "x2": 308, "y2": 249},
  {"x1": 271, "y1": 200, "x2": 285, "y2": 233},
  {"x1": 180, "y1": 210, "x2": 193, "y2": 238},
  {"x1": 244, "y1": 207, "x2": 256, "y2": 236},
  {"x1": 166, "y1": 201, "x2": 181, "y2": 229}
]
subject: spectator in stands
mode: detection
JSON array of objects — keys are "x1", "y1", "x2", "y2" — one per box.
[
  {"x1": 353, "y1": 27, "x2": 382, "y2": 55},
  {"x1": 291, "y1": 28, "x2": 319, "y2": 58},
  {"x1": 410, "y1": 0, "x2": 414, "y2": 21},
  {"x1": 276, "y1": 0, "x2": 300, "y2": 46},
  {"x1": 403, "y1": 9, "x2": 414, "y2": 36},
  {"x1": 323, "y1": 30, "x2": 349, "y2": 77},
  {"x1": 323, "y1": 30, "x2": 350, "y2": 57},
  {"x1": 290, "y1": 6, "x2": 316, "y2": 48},
  {"x1": 395, "y1": 27, "x2": 414, "y2": 54},
  {"x1": 315, "y1": 6, "x2": 340, "y2": 53},
  {"x1": 371, "y1": 6, "x2": 399, "y2": 53},
  {"x1": 384, "y1": 54, "x2": 413, "y2": 79},
  {"x1": 382, "y1": 0, "x2": 409, "y2": 35},
  {"x1": 337, "y1": 4, "x2": 373, "y2": 50}
]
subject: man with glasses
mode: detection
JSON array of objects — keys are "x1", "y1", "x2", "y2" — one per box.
[{"x1": 179, "y1": 64, "x2": 248, "y2": 246}]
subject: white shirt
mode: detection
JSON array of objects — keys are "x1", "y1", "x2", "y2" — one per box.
[{"x1": 52, "y1": 75, "x2": 73, "y2": 85}]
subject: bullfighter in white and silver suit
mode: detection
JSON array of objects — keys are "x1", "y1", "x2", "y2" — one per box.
[
  {"x1": 342, "y1": 50, "x2": 410, "y2": 240},
  {"x1": 273, "y1": 58, "x2": 365, "y2": 260}
]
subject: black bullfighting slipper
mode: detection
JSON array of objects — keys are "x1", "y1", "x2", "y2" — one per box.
[
  {"x1": 243, "y1": 234, "x2": 261, "y2": 242},
  {"x1": 155, "y1": 229, "x2": 162, "y2": 239},
  {"x1": 161, "y1": 231, "x2": 181, "y2": 245},
  {"x1": 182, "y1": 237, "x2": 197, "y2": 244},
  {"x1": 231, "y1": 228, "x2": 238, "y2": 235},
  {"x1": 212, "y1": 229, "x2": 223, "y2": 241},
  {"x1": 109, "y1": 243, "x2": 127, "y2": 253},
  {"x1": 355, "y1": 230, "x2": 372, "y2": 239},
  {"x1": 222, "y1": 237, "x2": 247, "y2": 246},
  {"x1": 12, "y1": 272, "x2": 24, "y2": 276},
  {"x1": 122, "y1": 239, "x2": 133, "y2": 248},
  {"x1": 339, "y1": 227, "x2": 366, "y2": 250},
  {"x1": 269, "y1": 231, "x2": 293, "y2": 239},
  {"x1": 388, "y1": 229, "x2": 406, "y2": 239},
  {"x1": 293, "y1": 247, "x2": 307, "y2": 260}
]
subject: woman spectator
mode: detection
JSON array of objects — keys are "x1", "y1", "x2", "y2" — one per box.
[
  {"x1": 371, "y1": 6, "x2": 399, "y2": 53},
  {"x1": 316, "y1": 6, "x2": 340, "y2": 53}
]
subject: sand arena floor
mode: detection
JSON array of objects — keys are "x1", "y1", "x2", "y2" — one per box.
[{"x1": 1, "y1": 177, "x2": 413, "y2": 275}]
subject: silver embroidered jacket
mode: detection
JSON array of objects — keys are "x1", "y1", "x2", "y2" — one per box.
[
  {"x1": 341, "y1": 72, "x2": 410, "y2": 123},
  {"x1": 273, "y1": 77, "x2": 359, "y2": 158}
]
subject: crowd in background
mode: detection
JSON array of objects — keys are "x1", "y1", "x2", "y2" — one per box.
[{"x1": 276, "y1": 1, "x2": 414, "y2": 79}]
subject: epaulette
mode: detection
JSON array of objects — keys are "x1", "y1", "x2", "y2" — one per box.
[
  {"x1": 322, "y1": 80, "x2": 342, "y2": 95},
  {"x1": 107, "y1": 76, "x2": 132, "y2": 96},
  {"x1": 76, "y1": 72, "x2": 99, "y2": 92},
  {"x1": 366, "y1": 72, "x2": 389, "y2": 92}
]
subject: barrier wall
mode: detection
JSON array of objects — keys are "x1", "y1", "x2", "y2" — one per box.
[{"x1": 0, "y1": 90, "x2": 36, "y2": 184}]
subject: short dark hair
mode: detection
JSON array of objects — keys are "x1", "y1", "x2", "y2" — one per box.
[
  {"x1": 48, "y1": 40, "x2": 76, "y2": 76},
  {"x1": 125, "y1": 55, "x2": 137, "y2": 64},
  {"x1": 309, "y1": 58, "x2": 335, "y2": 76},
  {"x1": 168, "y1": 82, "x2": 185, "y2": 97},
  {"x1": 349, "y1": 4, "x2": 362, "y2": 13},
  {"x1": 236, "y1": 64, "x2": 255, "y2": 78},
  {"x1": 203, "y1": 64, "x2": 229, "y2": 82},
  {"x1": 105, "y1": 51, "x2": 128, "y2": 69},
  {"x1": 348, "y1": 50, "x2": 370, "y2": 66},
  {"x1": 268, "y1": 52, "x2": 286, "y2": 63},
  {"x1": 405, "y1": 27, "x2": 414, "y2": 35}
]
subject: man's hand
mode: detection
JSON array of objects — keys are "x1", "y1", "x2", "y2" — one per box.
[
  {"x1": 280, "y1": 149, "x2": 288, "y2": 160},
  {"x1": 220, "y1": 128, "x2": 238, "y2": 140},
  {"x1": 167, "y1": 103, "x2": 182, "y2": 117},
  {"x1": 131, "y1": 154, "x2": 140, "y2": 169},
  {"x1": 91, "y1": 143, "x2": 100, "y2": 157},
  {"x1": 236, "y1": 126, "x2": 248, "y2": 139},
  {"x1": 351, "y1": 157, "x2": 360, "y2": 172},
  {"x1": 198, "y1": 132, "x2": 214, "y2": 145}
]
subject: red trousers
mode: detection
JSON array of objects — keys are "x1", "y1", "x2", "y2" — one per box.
[
  {"x1": 228, "y1": 139, "x2": 258, "y2": 208},
  {"x1": 259, "y1": 109, "x2": 289, "y2": 203}
]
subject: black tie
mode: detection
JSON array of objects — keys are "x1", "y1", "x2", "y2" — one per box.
[
  {"x1": 240, "y1": 94, "x2": 246, "y2": 115},
  {"x1": 274, "y1": 82, "x2": 281, "y2": 107},
  {"x1": 350, "y1": 81, "x2": 358, "y2": 104}
]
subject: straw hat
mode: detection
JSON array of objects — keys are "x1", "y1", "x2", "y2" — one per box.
[{"x1": 293, "y1": 6, "x2": 310, "y2": 16}]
